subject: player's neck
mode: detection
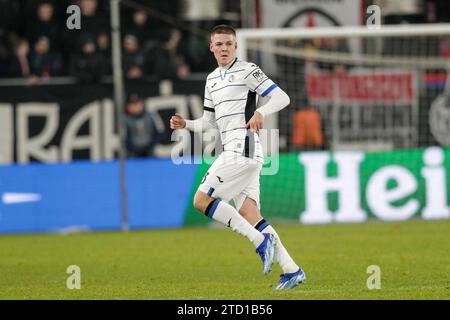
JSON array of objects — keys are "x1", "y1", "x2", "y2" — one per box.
[{"x1": 218, "y1": 57, "x2": 237, "y2": 70}]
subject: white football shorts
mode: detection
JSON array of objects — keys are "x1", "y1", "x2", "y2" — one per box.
[{"x1": 197, "y1": 152, "x2": 262, "y2": 211}]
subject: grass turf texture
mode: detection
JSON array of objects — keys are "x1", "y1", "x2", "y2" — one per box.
[{"x1": 0, "y1": 219, "x2": 449, "y2": 299}]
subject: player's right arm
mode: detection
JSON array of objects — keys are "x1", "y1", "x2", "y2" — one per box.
[
  {"x1": 170, "y1": 84, "x2": 216, "y2": 132},
  {"x1": 169, "y1": 112, "x2": 216, "y2": 132}
]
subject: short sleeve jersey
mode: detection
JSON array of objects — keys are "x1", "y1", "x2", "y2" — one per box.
[{"x1": 203, "y1": 58, "x2": 278, "y2": 163}]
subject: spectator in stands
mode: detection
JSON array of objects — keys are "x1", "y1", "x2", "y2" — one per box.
[
  {"x1": 63, "y1": 0, "x2": 109, "y2": 55},
  {"x1": 125, "y1": 9, "x2": 155, "y2": 53},
  {"x1": 28, "y1": 36, "x2": 63, "y2": 83},
  {"x1": 124, "y1": 92, "x2": 160, "y2": 158},
  {"x1": 26, "y1": 1, "x2": 60, "y2": 48},
  {"x1": 79, "y1": 0, "x2": 109, "y2": 36},
  {"x1": 130, "y1": 0, "x2": 180, "y2": 28},
  {"x1": 69, "y1": 35, "x2": 105, "y2": 83},
  {"x1": 0, "y1": 0, "x2": 21, "y2": 77},
  {"x1": 147, "y1": 28, "x2": 190, "y2": 80},
  {"x1": 122, "y1": 33, "x2": 147, "y2": 79},
  {"x1": 9, "y1": 39, "x2": 31, "y2": 78},
  {"x1": 1, "y1": 0, "x2": 22, "y2": 41},
  {"x1": 96, "y1": 31, "x2": 111, "y2": 75}
]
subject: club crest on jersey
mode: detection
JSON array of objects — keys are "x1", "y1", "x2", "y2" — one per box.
[
  {"x1": 252, "y1": 69, "x2": 264, "y2": 82},
  {"x1": 228, "y1": 75, "x2": 235, "y2": 82}
]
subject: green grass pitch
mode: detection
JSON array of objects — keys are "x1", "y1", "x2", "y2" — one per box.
[{"x1": 0, "y1": 219, "x2": 449, "y2": 299}]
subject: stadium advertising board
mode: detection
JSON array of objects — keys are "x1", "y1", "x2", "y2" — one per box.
[
  {"x1": 305, "y1": 69, "x2": 419, "y2": 150},
  {"x1": 297, "y1": 147, "x2": 450, "y2": 223},
  {"x1": 306, "y1": 70, "x2": 416, "y2": 105},
  {"x1": 185, "y1": 147, "x2": 450, "y2": 225},
  {"x1": 1, "y1": 147, "x2": 448, "y2": 233},
  {"x1": 260, "y1": 0, "x2": 362, "y2": 28},
  {"x1": 0, "y1": 159, "x2": 196, "y2": 233},
  {"x1": 0, "y1": 81, "x2": 204, "y2": 164}
]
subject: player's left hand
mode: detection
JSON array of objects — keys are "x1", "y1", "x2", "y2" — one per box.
[{"x1": 246, "y1": 111, "x2": 264, "y2": 133}]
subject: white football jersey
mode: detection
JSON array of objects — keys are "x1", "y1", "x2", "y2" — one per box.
[{"x1": 203, "y1": 58, "x2": 278, "y2": 164}]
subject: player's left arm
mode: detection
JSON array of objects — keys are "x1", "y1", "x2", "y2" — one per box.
[
  {"x1": 248, "y1": 86, "x2": 290, "y2": 133},
  {"x1": 243, "y1": 66, "x2": 290, "y2": 133}
]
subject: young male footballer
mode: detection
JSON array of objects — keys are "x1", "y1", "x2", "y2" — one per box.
[{"x1": 170, "y1": 25, "x2": 305, "y2": 289}]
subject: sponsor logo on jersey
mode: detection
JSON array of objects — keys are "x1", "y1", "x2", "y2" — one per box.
[{"x1": 252, "y1": 70, "x2": 264, "y2": 82}]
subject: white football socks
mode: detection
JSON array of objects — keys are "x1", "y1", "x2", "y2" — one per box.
[
  {"x1": 206, "y1": 199, "x2": 265, "y2": 248},
  {"x1": 255, "y1": 220, "x2": 299, "y2": 274}
]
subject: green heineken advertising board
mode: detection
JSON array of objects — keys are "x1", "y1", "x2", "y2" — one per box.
[{"x1": 184, "y1": 147, "x2": 450, "y2": 225}]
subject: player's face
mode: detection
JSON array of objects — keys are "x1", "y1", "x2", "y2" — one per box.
[{"x1": 210, "y1": 33, "x2": 237, "y2": 67}]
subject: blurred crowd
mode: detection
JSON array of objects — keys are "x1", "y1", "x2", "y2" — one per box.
[
  {"x1": 1, "y1": 0, "x2": 448, "y2": 85},
  {"x1": 0, "y1": 0, "x2": 237, "y2": 83}
]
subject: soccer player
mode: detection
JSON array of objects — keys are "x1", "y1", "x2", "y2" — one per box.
[{"x1": 170, "y1": 25, "x2": 305, "y2": 289}]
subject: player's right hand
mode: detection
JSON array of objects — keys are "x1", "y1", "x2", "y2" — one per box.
[{"x1": 170, "y1": 113, "x2": 186, "y2": 129}]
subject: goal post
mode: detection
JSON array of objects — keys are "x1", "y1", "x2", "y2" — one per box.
[
  {"x1": 236, "y1": 23, "x2": 450, "y2": 152},
  {"x1": 236, "y1": 24, "x2": 450, "y2": 223},
  {"x1": 237, "y1": 23, "x2": 450, "y2": 58}
]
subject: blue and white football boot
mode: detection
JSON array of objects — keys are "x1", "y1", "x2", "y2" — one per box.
[
  {"x1": 276, "y1": 268, "x2": 306, "y2": 290},
  {"x1": 255, "y1": 233, "x2": 276, "y2": 275}
]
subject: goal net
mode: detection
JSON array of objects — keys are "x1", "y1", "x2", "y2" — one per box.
[{"x1": 235, "y1": 24, "x2": 450, "y2": 223}]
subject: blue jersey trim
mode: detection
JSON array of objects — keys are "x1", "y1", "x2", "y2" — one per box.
[{"x1": 261, "y1": 84, "x2": 278, "y2": 97}]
